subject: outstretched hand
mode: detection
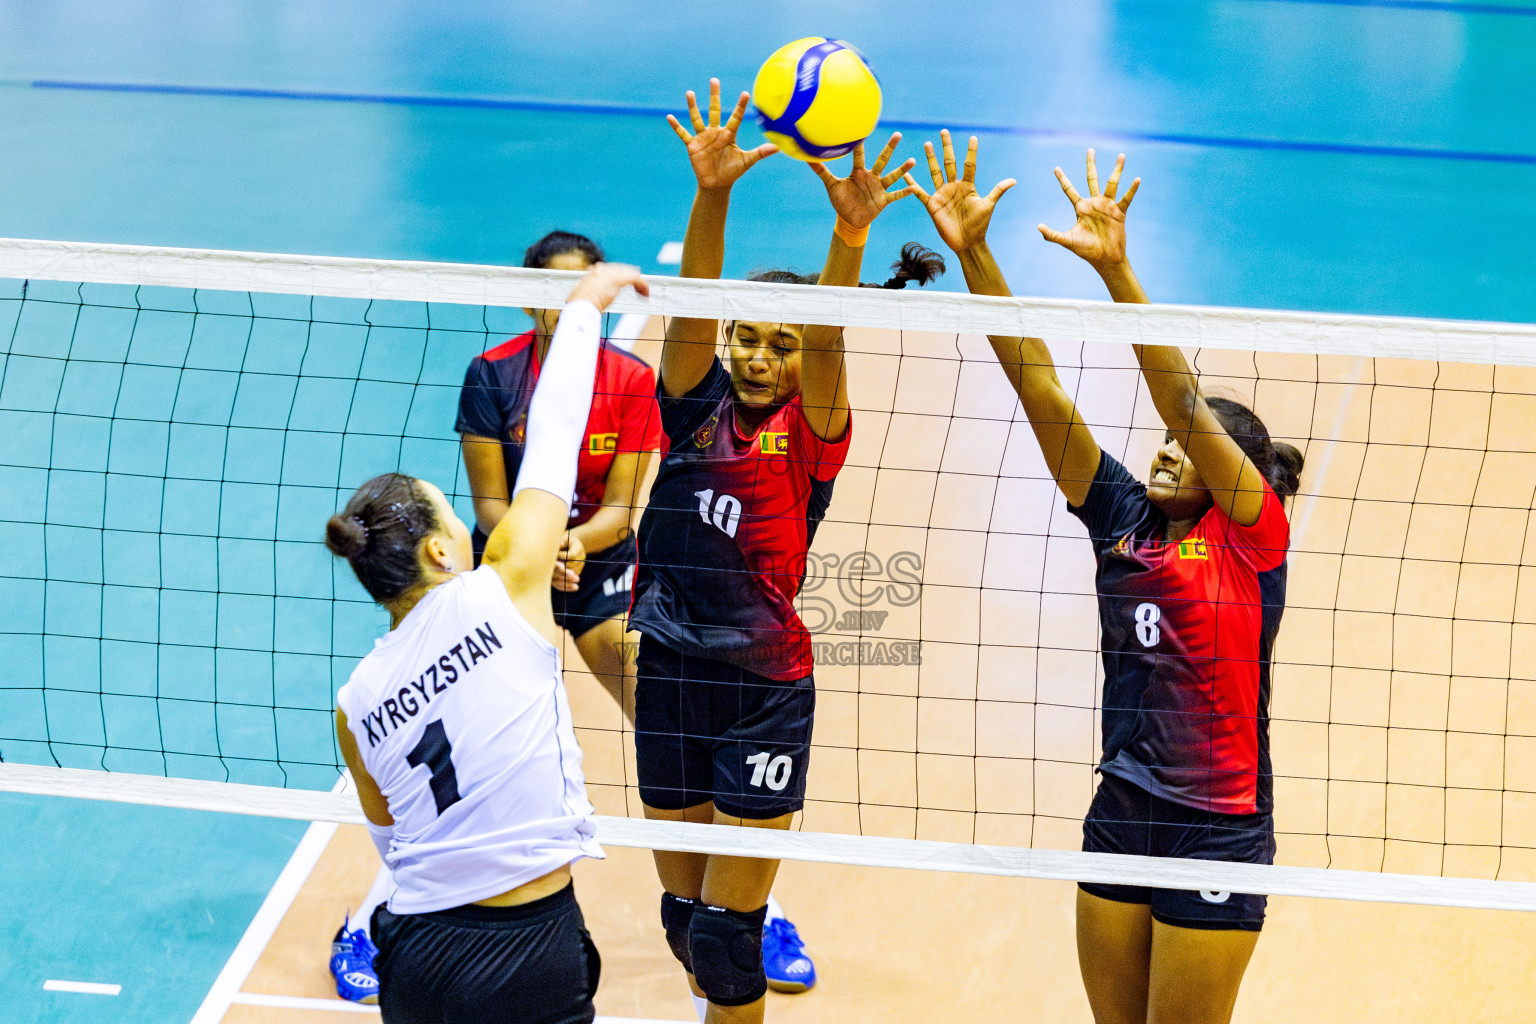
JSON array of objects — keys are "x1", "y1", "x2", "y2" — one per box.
[
  {"x1": 904, "y1": 130, "x2": 1015, "y2": 254},
  {"x1": 568, "y1": 263, "x2": 649, "y2": 311},
  {"x1": 809, "y1": 133, "x2": 918, "y2": 230},
  {"x1": 1038, "y1": 149, "x2": 1140, "y2": 271},
  {"x1": 667, "y1": 79, "x2": 778, "y2": 191}
]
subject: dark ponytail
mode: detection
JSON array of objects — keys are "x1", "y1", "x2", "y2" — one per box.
[
  {"x1": 325, "y1": 473, "x2": 440, "y2": 603},
  {"x1": 523, "y1": 230, "x2": 604, "y2": 270},
  {"x1": 867, "y1": 242, "x2": 946, "y2": 289},
  {"x1": 747, "y1": 243, "x2": 946, "y2": 290},
  {"x1": 1205, "y1": 396, "x2": 1305, "y2": 502}
]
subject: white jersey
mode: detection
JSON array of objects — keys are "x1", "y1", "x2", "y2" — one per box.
[{"x1": 336, "y1": 565, "x2": 603, "y2": 914}]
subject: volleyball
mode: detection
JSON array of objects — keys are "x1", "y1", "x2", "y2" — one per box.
[{"x1": 752, "y1": 37, "x2": 882, "y2": 162}]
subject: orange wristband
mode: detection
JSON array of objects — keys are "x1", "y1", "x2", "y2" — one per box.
[{"x1": 833, "y1": 217, "x2": 869, "y2": 248}]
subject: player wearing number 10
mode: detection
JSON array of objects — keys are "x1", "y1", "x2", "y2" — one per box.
[
  {"x1": 326, "y1": 265, "x2": 649, "y2": 1024},
  {"x1": 907, "y1": 134, "x2": 1304, "y2": 1024},
  {"x1": 627, "y1": 81, "x2": 916, "y2": 1023}
]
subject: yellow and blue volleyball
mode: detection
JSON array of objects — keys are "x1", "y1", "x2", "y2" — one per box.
[{"x1": 752, "y1": 37, "x2": 882, "y2": 162}]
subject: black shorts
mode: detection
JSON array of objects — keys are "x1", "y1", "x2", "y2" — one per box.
[
  {"x1": 634, "y1": 635, "x2": 814, "y2": 819},
  {"x1": 1079, "y1": 770, "x2": 1275, "y2": 932},
  {"x1": 474, "y1": 530, "x2": 634, "y2": 639},
  {"x1": 371, "y1": 883, "x2": 600, "y2": 1024}
]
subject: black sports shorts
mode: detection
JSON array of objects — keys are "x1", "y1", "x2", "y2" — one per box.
[
  {"x1": 474, "y1": 531, "x2": 635, "y2": 639},
  {"x1": 371, "y1": 882, "x2": 600, "y2": 1024},
  {"x1": 634, "y1": 635, "x2": 814, "y2": 819},
  {"x1": 1079, "y1": 770, "x2": 1275, "y2": 932}
]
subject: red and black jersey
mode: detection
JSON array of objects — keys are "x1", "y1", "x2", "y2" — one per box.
[
  {"x1": 456, "y1": 329, "x2": 663, "y2": 544},
  {"x1": 630, "y1": 359, "x2": 851, "y2": 681},
  {"x1": 1068, "y1": 450, "x2": 1290, "y2": 815}
]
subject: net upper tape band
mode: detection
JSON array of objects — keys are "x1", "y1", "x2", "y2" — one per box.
[
  {"x1": 2, "y1": 237, "x2": 1534, "y2": 366},
  {"x1": 3, "y1": 764, "x2": 1533, "y2": 911}
]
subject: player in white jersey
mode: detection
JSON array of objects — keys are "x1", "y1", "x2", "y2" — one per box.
[{"x1": 328, "y1": 264, "x2": 648, "y2": 1024}]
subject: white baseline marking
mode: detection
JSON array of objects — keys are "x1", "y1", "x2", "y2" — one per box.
[
  {"x1": 1291, "y1": 356, "x2": 1366, "y2": 543},
  {"x1": 187, "y1": 774, "x2": 349, "y2": 1024},
  {"x1": 44, "y1": 980, "x2": 121, "y2": 995},
  {"x1": 230, "y1": 992, "x2": 376, "y2": 1014},
  {"x1": 609, "y1": 311, "x2": 650, "y2": 352}
]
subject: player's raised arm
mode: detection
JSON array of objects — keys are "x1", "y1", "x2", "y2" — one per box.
[
  {"x1": 1040, "y1": 150, "x2": 1269, "y2": 525},
  {"x1": 482, "y1": 264, "x2": 649, "y2": 606},
  {"x1": 661, "y1": 79, "x2": 778, "y2": 398},
  {"x1": 907, "y1": 131, "x2": 1101, "y2": 506},
  {"x1": 799, "y1": 133, "x2": 917, "y2": 440}
]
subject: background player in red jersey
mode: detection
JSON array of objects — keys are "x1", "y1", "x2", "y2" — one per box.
[
  {"x1": 458, "y1": 230, "x2": 661, "y2": 723},
  {"x1": 908, "y1": 134, "x2": 1304, "y2": 1024},
  {"x1": 628, "y1": 80, "x2": 918, "y2": 1024}
]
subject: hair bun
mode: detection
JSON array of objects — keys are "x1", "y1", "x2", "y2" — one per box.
[
  {"x1": 1271, "y1": 441, "x2": 1305, "y2": 498},
  {"x1": 326, "y1": 512, "x2": 369, "y2": 559}
]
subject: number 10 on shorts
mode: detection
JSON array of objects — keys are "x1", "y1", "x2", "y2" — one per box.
[{"x1": 745, "y1": 751, "x2": 793, "y2": 791}]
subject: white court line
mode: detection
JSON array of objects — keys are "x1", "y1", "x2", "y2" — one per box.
[
  {"x1": 44, "y1": 980, "x2": 122, "y2": 995},
  {"x1": 609, "y1": 311, "x2": 650, "y2": 352},
  {"x1": 230, "y1": 992, "x2": 376, "y2": 1014},
  {"x1": 229, "y1": 993, "x2": 686, "y2": 1023},
  {"x1": 187, "y1": 775, "x2": 349, "y2": 1024},
  {"x1": 1290, "y1": 357, "x2": 1366, "y2": 543}
]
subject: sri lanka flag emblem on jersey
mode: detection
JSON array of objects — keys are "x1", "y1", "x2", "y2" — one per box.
[
  {"x1": 1178, "y1": 537, "x2": 1208, "y2": 560},
  {"x1": 588, "y1": 432, "x2": 618, "y2": 454},
  {"x1": 760, "y1": 432, "x2": 789, "y2": 455}
]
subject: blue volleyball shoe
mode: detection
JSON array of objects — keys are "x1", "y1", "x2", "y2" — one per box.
[
  {"x1": 330, "y1": 916, "x2": 381, "y2": 1004},
  {"x1": 763, "y1": 916, "x2": 816, "y2": 993}
]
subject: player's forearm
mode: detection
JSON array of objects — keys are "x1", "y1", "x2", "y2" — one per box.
[
  {"x1": 1096, "y1": 260, "x2": 1150, "y2": 305},
  {"x1": 1133, "y1": 342, "x2": 1201, "y2": 439},
  {"x1": 473, "y1": 496, "x2": 512, "y2": 537},
  {"x1": 956, "y1": 242, "x2": 1009, "y2": 298},
  {"x1": 570, "y1": 505, "x2": 633, "y2": 556},
  {"x1": 816, "y1": 230, "x2": 864, "y2": 289},
  {"x1": 662, "y1": 187, "x2": 732, "y2": 387},
  {"x1": 801, "y1": 230, "x2": 862, "y2": 357},
  {"x1": 678, "y1": 186, "x2": 732, "y2": 283},
  {"x1": 958, "y1": 245, "x2": 1066, "y2": 400}
]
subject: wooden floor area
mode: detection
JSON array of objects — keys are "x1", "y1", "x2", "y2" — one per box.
[{"x1": 219, "y1": 811, "x2": 1536, "y2": 1023}]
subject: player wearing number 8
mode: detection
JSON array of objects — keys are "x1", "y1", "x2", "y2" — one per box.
[
  {"x1": 908, "y1": 135, "x2": 1304, "y2": 1023},
  {"x1": 327, "y1": 265, "x2": 650, "y2": 1024}
]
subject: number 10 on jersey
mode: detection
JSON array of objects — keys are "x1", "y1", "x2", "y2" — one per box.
[{"x1": 695, "y1": 489, "x2": 742, "y2": 538}]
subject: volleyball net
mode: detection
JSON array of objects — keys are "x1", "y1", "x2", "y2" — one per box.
[{"x1": 5, "y1": 238, "x2": 1536, "y2": 911}]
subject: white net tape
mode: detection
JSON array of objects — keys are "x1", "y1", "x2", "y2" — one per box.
[
  {"x1": 3, "y1": 237, "x2": 1536, "y2": 367},
  {"x1": 6, "y1": 763, "x2": 1536, "y2": 910}
]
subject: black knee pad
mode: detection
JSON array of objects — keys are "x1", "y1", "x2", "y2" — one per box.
[
  {"x1": 688, "y1": 904, "x2": 767, "y2": 1007},
  {"x1": 660, "y1": 893, "x2": 697, "y2": 972}
]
